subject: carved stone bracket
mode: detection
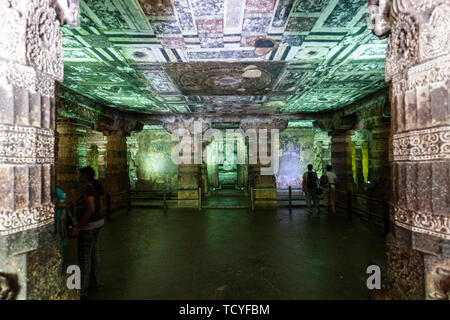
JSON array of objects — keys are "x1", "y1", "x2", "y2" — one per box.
[
  {"x1": 313, "y1": 113, "x2": 356, "y2": 132},
  {"x1": 370, "y1": 0, "x2": 450, "y2": 83},
  {"x1": 239, "y1": 118, "x2": 288, "y2": 132},
  {"x1": 163, "y1": 116, "x2": 212, "y2": 135}
]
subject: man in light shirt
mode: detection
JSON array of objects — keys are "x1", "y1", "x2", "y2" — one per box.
[{"x1": 322, "y1": 165, "x2": 337, "y2": 214}]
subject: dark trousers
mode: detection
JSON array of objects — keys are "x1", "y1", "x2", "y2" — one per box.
[
  {"x1": 305, "y1": 188, "x2": 320, "y2": 211},
  {"x1": 77, "y1": 227, "x2": 101, "y2": 297}
]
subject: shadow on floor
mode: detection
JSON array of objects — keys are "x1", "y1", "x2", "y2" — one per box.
[{"x1": 64, "y1": 206, "x2": 386, "y2": 300}]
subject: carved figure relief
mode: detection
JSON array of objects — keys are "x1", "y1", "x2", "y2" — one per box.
[
  {"x1": 26, "y1": 0, "x2": 64, "y2": 82},
  {"x1": 426, "y1": 258, "x2": 450, "y2": 300},
  {"x1": 385, "y1": 13, "x2": 419, "y2": 81},
  {"x1": 419, "y1": 4, "x2": 450, "y2": 61}
]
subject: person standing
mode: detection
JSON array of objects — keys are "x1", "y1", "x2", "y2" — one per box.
[
  {"x1": 322, "y1": 165, "x2": 337, "y2": 214},
  {"x1": 70, "y1": 166, "x2": 105, "y2": 300},
  {"x1": 302, "y1": 164, "x2": 320, "y2": 214}
]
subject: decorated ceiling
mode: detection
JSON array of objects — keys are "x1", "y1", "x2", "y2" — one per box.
[{"x1": 61, "y1": 0, "x2": 388, "y2": 115}]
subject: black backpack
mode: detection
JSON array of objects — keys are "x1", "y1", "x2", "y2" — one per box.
[{"x1": 306, "y1": 171, "x2": 317, "y2": 189}]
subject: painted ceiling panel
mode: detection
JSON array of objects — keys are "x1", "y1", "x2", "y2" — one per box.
[{"x1": 60, "y1": 0, "x2": 388, "y2": 114}]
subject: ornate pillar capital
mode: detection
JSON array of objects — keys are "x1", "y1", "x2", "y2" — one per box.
[
  {"x1": 0, "y1": 0, "x2": 79, "y2": 97},
  {"x1": 162, "y1": 116, "x2": 212, "y2": 135},
  {"x1": 370, "y1": 0, "x2": 450, "y2": 84},
  {"x1": 239, "y1": 118, "x2": 288, "y2": 132},
  {"x1": 314, "y1": 113, "x2": 356, "y2": 132}
]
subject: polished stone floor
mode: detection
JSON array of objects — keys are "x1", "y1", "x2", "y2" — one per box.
[{"x1": 65, "y1": 204, "x2": 386, "y2": 300}]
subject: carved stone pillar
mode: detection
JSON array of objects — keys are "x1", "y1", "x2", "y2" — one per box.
[
  {"x1": 200, "y1": 142, "x2": 209, "y2": 195},
  {"x1": 236, "y1": 144, "x2": 248, "y2": 190},
  {"x1": 163, "y1": 117, "x2": 211, "y2": 208},
  {"x1": 178, "y1": 153, "x2": 201, "y2": 207},
  {"x1": 86, "y1": 129, "x2": 107, "y2": 180},
  {"x1": 321, "y1": 139, "x2": 331, "y2": 170},
  {"x1": 0, "y1": 0, "x2": 79, "y2": 299},
  {"x1": 104, "y1": 131, "x2": 130, "y2": 208},
  {"x1": 241, "y1": 119, "x2": 288, "y2": 208},
  {"x1": 370, "y1": 0, "x2": 450, "y2": 299},
  {"x1": 206, "y1": 139, "x2": 219, "y2": 190},
  {"x1": 369, "y1": 123, "x2": 390, "y2": 199},
  {"x1": 330, "y1": 131, "x2": 355, "y2": 197},
  {"x1": 55, "y1": 119, "x2": 88, "y2": 204}
]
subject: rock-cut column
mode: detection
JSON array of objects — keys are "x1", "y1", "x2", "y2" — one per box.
[
  {"x1": 0, "y1": 0, "x2": 79, "y2": 299},
  {"x1": 369, "y1": 0, "x2": 450, "y2": 299},
  {"x1": 330, "y1": 131, "x2": 355, "y2": 199},
  {"x1": 163, "y1": 117, "x2": 211, "y2": 208},
  {"x1": 55, "y1": 119, "x2": 88, "y2": 204},
  {"x1": 241, "y1": 119, "x2": 288, "y2": 208},
  {"x1": 104, "y1": 130, "x2": 130, "y2": 209}
]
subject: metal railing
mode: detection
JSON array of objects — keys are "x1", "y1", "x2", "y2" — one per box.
[
  {"x1": 250, "y1": 186, "x2": 306, "y2": 211},
  {"x1": 130, "y1": 188, "x2": 202, "y2": 212},
  {"x1": 335, "y1": 189, "x2": 389, "y2": 234}
]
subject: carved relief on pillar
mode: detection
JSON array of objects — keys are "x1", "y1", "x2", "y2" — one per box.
[
  {"x1": 385, "y1": 12, "x2": 419, "y2": 82},
  {"x1": 0, "y1": 0, "x2": 78, "y2": 97},
  {"x1": 392, "y1": 206, "x2": 450, "y2": 240},
  {"x1": 0, "y1": 125, "x2": 55, "y2": 164},
  {"x1": 419, "y1": 3, "x2": 450, "y2": 61},
  {"x1": 393, "y1": 126, "x2": 450, "y2": 161}
]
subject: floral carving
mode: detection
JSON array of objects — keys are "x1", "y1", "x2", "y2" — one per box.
[
  {"x1": 0, "y1": 204, "x2": 54, "y2": 236},
  {"x1": 393, "y1": 126, "x2": 450, "y2": 161},
  {"x1": 0, "y1": 125, "x2": 55, "y2": 164},
  {"x1": 391, "y1": 206, "x2": 450, "y2": 240}
]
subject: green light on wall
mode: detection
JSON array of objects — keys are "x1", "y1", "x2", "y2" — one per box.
[
  {"x1": 287, "y1": 120, "x2": 315, "y2": 128},
  {"x1": 351, "y1": 144, "x2": 356, "y2": 184},
  {"x1": 362, "y1": 142, "x2": 369, "y2": 183},
  {"x1": 88, "y1": 145, "x2": 99, "y2": 178}
]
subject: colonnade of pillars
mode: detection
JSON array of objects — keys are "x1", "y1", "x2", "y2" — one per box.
[{"x1": 55, "y1": 120, "x2": 130, "y2": 208}]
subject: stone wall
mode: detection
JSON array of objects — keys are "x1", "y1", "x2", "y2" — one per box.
[{"x1": 128, "y1": 127, "x2": 178, "y2": 191}]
